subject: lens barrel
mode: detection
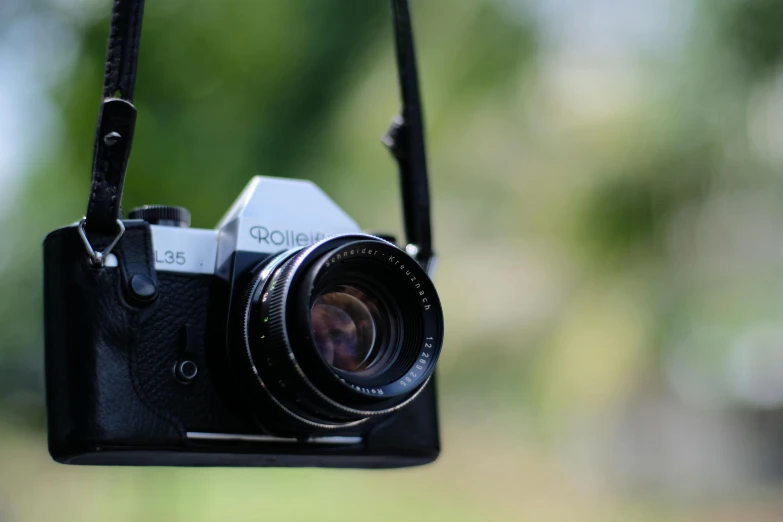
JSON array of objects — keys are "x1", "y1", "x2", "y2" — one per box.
[{"x1": 237, "y1": 234, "x2": 444, "y2": 434}]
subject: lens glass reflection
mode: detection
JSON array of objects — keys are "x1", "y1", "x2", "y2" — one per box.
[{"x1": 310, "y1": 285, "x2": 387, "y2": 373}]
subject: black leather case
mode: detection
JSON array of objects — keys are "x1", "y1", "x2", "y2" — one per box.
[{"x1": 43, "y1": 221, "x2": 440, "y2": 468}]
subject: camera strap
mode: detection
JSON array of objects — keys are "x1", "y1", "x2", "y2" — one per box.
[
  {"x1": 84, "y1": 0, "x2": 433, "y2": 268},
  {"x1": 385, "y1": 0, "x2": 433, "y2": 269},
  {"x1": 85, "y1": 0, "x2": 145, "y2": 240}
]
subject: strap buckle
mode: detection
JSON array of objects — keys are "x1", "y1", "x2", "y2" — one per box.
[{"x1": 78, "y1": 218, "x2": 125, "y2": 266}]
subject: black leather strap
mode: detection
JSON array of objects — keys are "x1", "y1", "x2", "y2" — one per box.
[
  {"x1": 83, "y1": 0, "x2": 433, "y2": 266},
  {"x1": 102, "y1": 0, "x2": 146, "y2": 102},
  {"x1": 385, "y1": 0, "x2": 433, "y2": 267},
  {"x1": 87, "y1": 98, "x2": 137, "y2": 235},
  {"x1": 85, "y1": 0, "x2": 145, "y2": 235}
]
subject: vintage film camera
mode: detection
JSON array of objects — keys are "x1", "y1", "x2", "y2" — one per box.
[{"x1": 43, "y1": 0, "x2": 444, "y2": 468}]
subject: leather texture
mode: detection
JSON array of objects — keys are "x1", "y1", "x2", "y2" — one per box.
[
  {"x1": 117, "y1": 218, "x2": 157, "y2": 302},
  {"x1": 102, "y1": 0, "x2": 146, "y2": 101},
  {"x1": 133, "y1": 272, "x2": 255, "y2": 433},
  {"x1": 44, "y1": 222, "x2": 183, "y2": 460},
  {"x1": 387, "y1": 0, "x2": 433, "y2": 264},
  {"x1": 85, "y1": 0, "x2": 145, "y2": 234},
  {"x1": 85, "y1": 99, "x2": 137, "y2": 234}
]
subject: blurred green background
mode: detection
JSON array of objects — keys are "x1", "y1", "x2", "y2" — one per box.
[{"x1": 3, "y1": 0, "x2": 783, "y2": 520}]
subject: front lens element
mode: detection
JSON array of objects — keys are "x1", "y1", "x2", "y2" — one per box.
[{"x1": 311, "y1": 286, "x2": 379, "y2": 372}]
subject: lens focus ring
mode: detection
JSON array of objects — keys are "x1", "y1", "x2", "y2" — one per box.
[
  {"x1": 239, "y1": 250, "x2": 368, "y2": 432},
  {"x1": 262, "y1": 241, "x2": 404, "y2": 419},
  {"x1": 241, "y1": 234, "x2": 444, "y2": 435}
]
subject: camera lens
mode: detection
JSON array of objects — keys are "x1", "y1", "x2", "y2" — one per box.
[{"x1": 237, "y1": 234, "x2": 444, "y2": 435}]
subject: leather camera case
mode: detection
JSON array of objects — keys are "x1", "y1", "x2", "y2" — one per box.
[{"x1": 43, "y1": 221, "x2": 440, "y2": 468}]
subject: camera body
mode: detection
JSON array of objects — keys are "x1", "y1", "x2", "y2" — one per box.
[{"x1": 44, "y1": 176, "x2": 443, "y2": 468}]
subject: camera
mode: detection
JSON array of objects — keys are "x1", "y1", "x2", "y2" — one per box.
[
  {"x1": 44, "y1": 176, "x2": 444, "y2": 467},
  {"x1": 44, "y1": 0, "x2": 441, "y2": 468}
]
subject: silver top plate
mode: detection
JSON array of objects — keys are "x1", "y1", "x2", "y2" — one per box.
[{"x1": 149, "y1": 176, "x2": 362, "y2": 275}]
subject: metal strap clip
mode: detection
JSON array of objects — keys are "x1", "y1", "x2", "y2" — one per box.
[{"x1": 77, "y1": 218, "x2": 125, "y2": 266}]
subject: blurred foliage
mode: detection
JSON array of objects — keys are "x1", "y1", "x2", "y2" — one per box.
[
  {"x1": 3, "y1": 0, "x2": 783, "y2": 520},
  {"x1": 718, "y1": 0, "x2": 783, "y2": 77}
]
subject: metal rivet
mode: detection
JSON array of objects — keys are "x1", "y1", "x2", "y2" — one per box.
[
  {"x1": 104, "y1": 131, "x2": 122, "y2": 146},
  {"x1": 175, "y1": 360, "x2": 198, "y2": 383}
]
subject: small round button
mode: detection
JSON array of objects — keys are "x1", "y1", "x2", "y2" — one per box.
[
  {"x1": 129, "y1": 205, "x2": 191, "y2": 227},
  {"x1": 175, "y1": 360, "x2": 199, "y2": 383},
  {"x1": 129, "y1": 274, "x2": 158, "y2": 301}
]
